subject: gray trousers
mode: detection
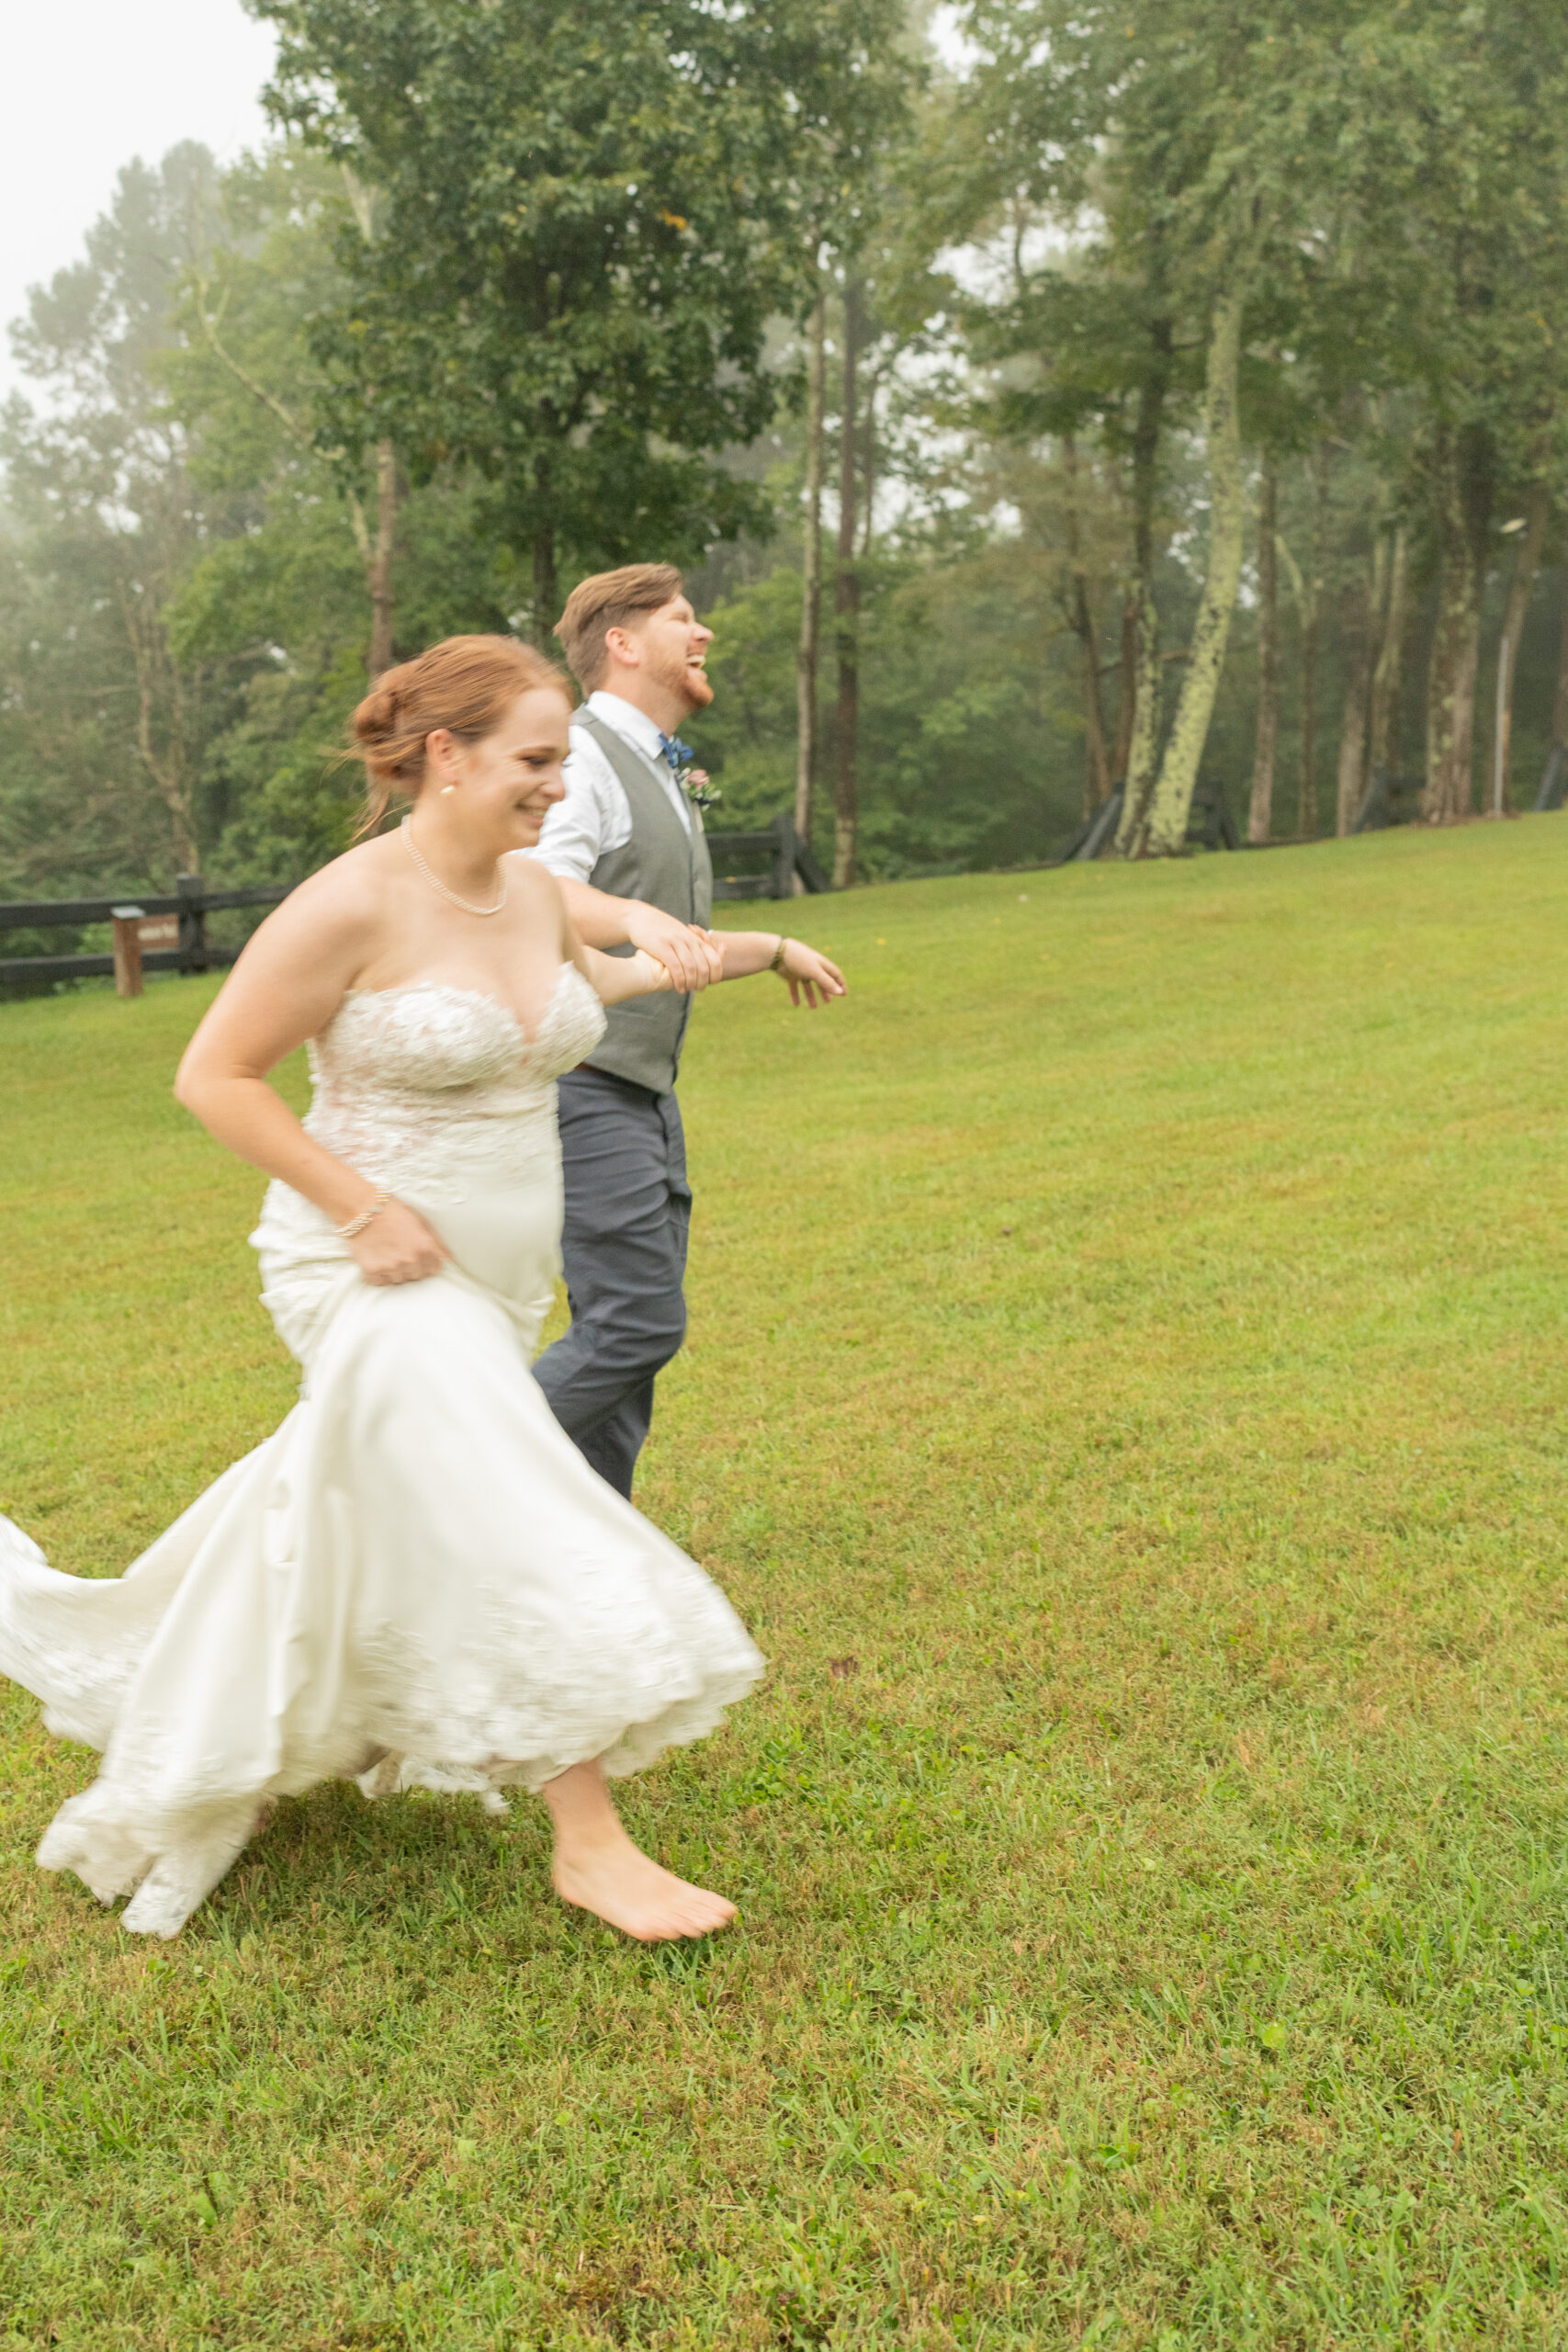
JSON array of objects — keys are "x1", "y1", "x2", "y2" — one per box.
[{"x1": 533, "y1": 1064, "x2": 691, "y2": 1500}]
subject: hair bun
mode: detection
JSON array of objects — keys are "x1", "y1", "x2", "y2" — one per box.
[{"x1": 353, "y1": 672, "x2": 404, "y2": 747}]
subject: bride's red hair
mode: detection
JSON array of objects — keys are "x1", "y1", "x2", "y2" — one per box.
[{"x1": 350, "y1": 635, "x2": 571, "y2": 836}]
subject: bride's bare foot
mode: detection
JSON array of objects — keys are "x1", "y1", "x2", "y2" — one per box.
[
  {"x1": 552, "y1": 1834, "x2": 736, "y2": 1942},
  {"x1": 543, "y1": 1758, "x2": 736, "y2": 1943}
]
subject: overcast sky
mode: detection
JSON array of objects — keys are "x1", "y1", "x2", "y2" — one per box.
[{"x1": 3, "y1": 0, "x2": 276, "y2": 401}]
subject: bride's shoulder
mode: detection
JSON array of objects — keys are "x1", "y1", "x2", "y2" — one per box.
[
  {"x1": 286, "y1": 834, "x2": 400, "y2": 920},
  {"x1": 503, "y1": 849, "x2": 569, "y2": 917},
  {"x1": 502, "y1": 848, "x2": 561, "y2": 891},
  {"x1": 252, "y1": 837, "x2": 400, "y2": 967}
]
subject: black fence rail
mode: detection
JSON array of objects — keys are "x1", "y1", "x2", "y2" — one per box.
[
  {"x1": 0, "y1": 874, "x2": 289, "y2": 990},
  {"x1": 705, "y1": 815, "x2": 829, "y2": 900}
]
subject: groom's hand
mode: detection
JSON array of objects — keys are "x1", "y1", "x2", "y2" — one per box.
[{"x1": 623, "y1": 906, "x2": 723, "y2": 991}]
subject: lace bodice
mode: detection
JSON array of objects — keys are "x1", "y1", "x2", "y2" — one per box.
[{"x1": 301, "y1": 968, "x2": 606, "y2": 1203}]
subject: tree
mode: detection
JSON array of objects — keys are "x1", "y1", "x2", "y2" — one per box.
[
  {"x1": 252, "y1": 0, "x2": 908, "y2": 639},
  {"x1": 1325, "y1": 2, "x2": 1568, "y2": 820},
  {"x1": 1247, "y1": 454, "x2": 1280, "y2": 842},
  {"x1": 155, "y1": 143, "x2": 526, "y2": 879},
  {"x1": 1, "y1": 146, "x2": 234, "y2": 884},
  {"x1": 832, "y1": 280, "x2": 864, "y2": 887},
  {"x1": 942, "y1": 0, "x2": 1372, "y2": 858},
  {"x1": 1490, "y1": 482, "x2": 1551, "y2": 815},
  {"x1": 1129, "y1": 277, "x2": 1249, "y2": 857},
  {"x1": 794, "y1": 289, "x2": 829, "y2": 846}
]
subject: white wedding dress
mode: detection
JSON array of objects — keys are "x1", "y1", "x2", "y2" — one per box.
[{"x1": 0, "y1": 969, "x2": 762, "y2": 1937}]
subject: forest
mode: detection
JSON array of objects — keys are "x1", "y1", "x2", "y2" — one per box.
[{"x1": 3, "y1": 0, "x2": 1566, "y2": 904}]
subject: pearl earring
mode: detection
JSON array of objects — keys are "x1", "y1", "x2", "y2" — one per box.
[{"x1": 440, "y1": 783, "x2": 457, "y2": 795}]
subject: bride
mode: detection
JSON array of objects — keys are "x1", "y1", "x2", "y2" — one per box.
[{"x1": 0, "y1": 634, "x2": 763, "y2": 1941}]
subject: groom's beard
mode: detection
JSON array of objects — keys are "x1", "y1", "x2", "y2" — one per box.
[{"x1": 652, "y1": 644, "x2": 714, "y2": 717}]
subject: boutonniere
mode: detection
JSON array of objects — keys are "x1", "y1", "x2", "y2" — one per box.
[
  {"x1": 660, "y1": 732, "x2": 721, "y2": 812},
  {"x1": 679, "y1": 765, "x2": 722, "y2": 812}
]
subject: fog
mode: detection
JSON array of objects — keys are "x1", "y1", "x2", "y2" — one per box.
[{"x1": 2, "y1": 0, "x2": 274, "y2": 400}]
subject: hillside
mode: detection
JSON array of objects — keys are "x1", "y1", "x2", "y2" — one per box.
[{"x1": 3, "y1": 820, "x2": 1568, "y2": 2346}]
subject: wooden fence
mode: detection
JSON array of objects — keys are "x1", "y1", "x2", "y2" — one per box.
[
  {"x1": 0, "y1": 817, "x2": 829, "y2": 996},
  {"x1": 705, "y1": 815, "x2": 829, "y2": 901},
  {"x1": 0, "y1": 876, "x2": 289, "y2": 994}
]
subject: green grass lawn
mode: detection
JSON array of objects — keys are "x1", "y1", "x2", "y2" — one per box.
[{"x1": 4, "y1": 818, "x2": 1568, "y2": 2349}]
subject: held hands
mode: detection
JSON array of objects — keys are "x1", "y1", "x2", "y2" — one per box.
[
  {"x1": 347, "y1": 1196, "x2": 451, "y2": 1286},
  {"x1": 622, "y1": 905, "x2": 724, "y2": 991},
  {"x1": 626, "y1": 948, "x2": 677, "y2": 994}
]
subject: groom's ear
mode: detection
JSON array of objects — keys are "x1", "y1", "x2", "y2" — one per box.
[{"x1": 602, "y1": 624, "x2": 644, "y2": 673}]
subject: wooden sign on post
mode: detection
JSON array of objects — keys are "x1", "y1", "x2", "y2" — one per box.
[{"x1": 110, "y1": 909, "x2": 180, "y2": 999}]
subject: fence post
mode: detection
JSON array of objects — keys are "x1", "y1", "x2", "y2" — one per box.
[
  {"x1": 176, "y1": 873, "x2": 206, "y2": 973},
  {"x1": 110, "y1": 906, "x2": 146, "y2": 999},
  {"x1": 770, "y1": 815, "x2": 797, "y2": 900}
]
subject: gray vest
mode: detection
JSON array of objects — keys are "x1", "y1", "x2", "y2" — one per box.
[{"x1": 576, "y1": 709, "x2": 714, "y2": 1095}]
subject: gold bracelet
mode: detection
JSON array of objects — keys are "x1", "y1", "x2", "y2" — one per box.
[
  {"x1": 336, "y1": 1188, "x2": 390, "y2": 1240},
  {"x1": 769, "y1": 935, "x2": 788, "y2": 974}
]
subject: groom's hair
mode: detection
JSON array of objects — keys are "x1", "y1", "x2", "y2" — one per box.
[{"x1": 556, "y1": 563, "x2": 684, "y2": 692}]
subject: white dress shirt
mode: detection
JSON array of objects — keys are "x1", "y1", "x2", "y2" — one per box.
[{"x1": 531, "y1": 690, "x2": 695, "y2": 886}]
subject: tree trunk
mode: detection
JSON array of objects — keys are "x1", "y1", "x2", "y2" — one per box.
[
  {"x1": 1247, "y1": 454, "x2": 1279, "y2": 843},
  {"x1": 1134, "y1": 281, "x2": 1247, "y2": 858},
  {"x1": 367, "y1": 438, "x2": 399, "y2": 677},
  {"x1": 1490, "y1": 481, "x2": 1549, "y2": 815},
  {"x1": 532, "y1": 518, "x2": 558, "y2": 655},
  {"x1": 860, "y1": 359, "x2": 878, "y2": 560},
  {"x1": 117, "y1": 573, "x2": 198, "y2": 873},
  {"x1": 1112, "y1": 592, "x2": 1137, "y2": 783},
  {"x1": 1335, "y1": 545, "x2": 1380, "y2": 836},
  {"x1": 1113, "y1": 325, "x2": 1171, "y2": 853},
  {"x1": 832, "y1": 278, "x2": 862, "y2": 889},
  {"x1": 794, "y1": 285, "x2": 828, "y2": 847},
  {"x1": 1297, "y1": 446, "x2": 1328, "y2": 837},
  {"x1": 1422, "y1": 424, "x2": 1492, "y2": 821},
  {"x1": 1064, "y1": 432, "x2": 1111, "y2": 812},
  {"x1": 1550, "y1": 572, "x2": 1568, "y2": 757},
  {"x1": 1367, "y1": 524, "x2": 1410, "y2": 778}
]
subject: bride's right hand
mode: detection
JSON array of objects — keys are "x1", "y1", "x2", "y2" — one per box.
[{"x1": 348, "y1": 1198, "x2": 451, "y2": 1286}]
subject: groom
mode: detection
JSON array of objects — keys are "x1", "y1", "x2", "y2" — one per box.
[{"x1": 530, "y1": 561, "x2": 845, "y2": 1498}]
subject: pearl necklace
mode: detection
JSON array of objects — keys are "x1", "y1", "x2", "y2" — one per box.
[{"x1": 400, "y1": 816, "x2": 508, "y2": 917}]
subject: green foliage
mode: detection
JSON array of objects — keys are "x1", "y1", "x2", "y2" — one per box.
[
  {"x1": 6, "y1": 3, "x2": 1568, "y2": 895},
  {"x1": 7, "y1": 826, "x2": 1568, "y2": 2338},
  {"x1": 697, "y1": 551, "x2": 1088, "y2": 876},
  {"x1": 0, "y1": 145, "x2": 239, "y2": 889},
  {"x1": 935, "y1": 0, "x2": 1568, "y2": 844},
  {"x1": 251, "y1": 0, "x2": 913, "y2": 618}
]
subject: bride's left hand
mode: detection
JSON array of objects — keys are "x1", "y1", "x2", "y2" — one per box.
[{"x1": 350, "y1": 1197, "x2": 451, "y2": 1285}]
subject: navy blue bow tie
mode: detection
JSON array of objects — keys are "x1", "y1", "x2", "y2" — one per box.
[{"x1": 658, "y1": 731, "x2": 694, "y2": 774}]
